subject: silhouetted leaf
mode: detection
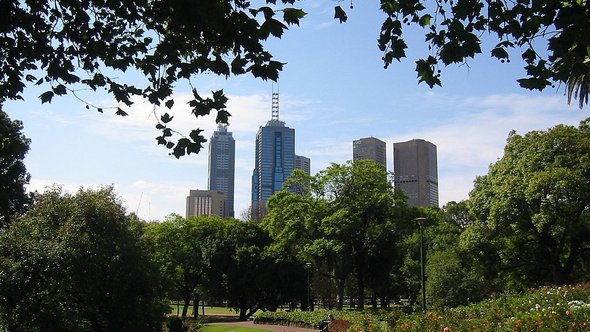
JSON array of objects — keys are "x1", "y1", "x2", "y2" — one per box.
[
  {"x1": 161, "y1": 113, "x2": 173, "y2": 124},
  {"x1": 283, "y1": 8, "x2": 306, "y2": 25},
  {"x1": 165, "y1": 99, "x2": 174, "y2": 109},
  {"x1": 39, "y1": 91, "x2": 54, "y2": 104},
  {"x1": 116, "y1": 107, "x2": 128, "y2": 116},
  {"x1": 334, "y1": 6, "x2": 347, "y2": 23}
]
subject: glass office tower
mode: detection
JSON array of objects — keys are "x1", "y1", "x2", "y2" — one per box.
[
  {"x1": 251, "y1": 119, "x2": 295, "y2": 215},
  {"x1": 208, "y1": 124, "x2": 235, "y2": 217}
]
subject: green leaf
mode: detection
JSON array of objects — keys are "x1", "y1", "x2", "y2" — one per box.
[
  {"x1": 415, "y1": 58, "x2": 442, "y2": 88},
  {"x1": 283, "y1": 8, "x2": 306, "y2": 25},
  {"x1": 419, "y1": 14, "x2": 432, "y2": 27}
]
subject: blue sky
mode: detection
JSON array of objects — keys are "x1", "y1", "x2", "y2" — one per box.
[{"x1": 4, "y1": 0, "x2": 588, "y2": 221}]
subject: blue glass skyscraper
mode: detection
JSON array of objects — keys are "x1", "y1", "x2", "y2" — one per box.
[{"x1": 251, "y1": 118, "x2": 295, "y2": 205}]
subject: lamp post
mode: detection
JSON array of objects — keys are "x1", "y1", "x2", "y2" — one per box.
[
  {"x1": 306, "y1": 262, "x2": 312, "y2": 311},
  {"x1": 415, "y1": 217, "x2": 427, "y2": 313}
]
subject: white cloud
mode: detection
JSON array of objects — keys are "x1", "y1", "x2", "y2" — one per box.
[{"x1": 383, "y1": 92, "x2": 586, "y2": 206}]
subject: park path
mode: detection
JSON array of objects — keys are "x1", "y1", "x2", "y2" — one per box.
[{"x1": 207, "y1": 320, "x2": 317, "y2": 332}]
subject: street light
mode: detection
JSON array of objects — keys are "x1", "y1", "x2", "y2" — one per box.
[
  {"x1": 414, "y1": 217, "x2": 427, "y2": 313},
  {"x1": 306, "y1": 262, "x2": 312, "y2": 311}
]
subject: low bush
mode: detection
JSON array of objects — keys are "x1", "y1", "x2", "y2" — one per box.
[
  {"x1": 255, "y1": 283, "x2": 590, "y2": 332},
  {"x1": 392, "y1": 283, "x2": 590, "y2": 332}
]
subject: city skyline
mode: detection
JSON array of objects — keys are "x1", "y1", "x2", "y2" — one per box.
[{"x1": 3, "y1": 0, "x2": 587, "y2": 221}]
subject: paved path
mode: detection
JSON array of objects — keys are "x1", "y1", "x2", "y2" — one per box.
[{"x1": 207, "y1": 320, "x2": 317, "y2": 332}]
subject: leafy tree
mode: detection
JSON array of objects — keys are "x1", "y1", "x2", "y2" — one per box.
[
  {"x1": 264, "y1": 161, "x2": 410, "y2": 310},
  {"x1": 0, "y1": 186, "x2": 166, "y2": 332},
  {"x1": 3, "y1": 1, "x2": 587, "y2": 161},
  {"x1": 468, "y1": 119, "x2": 590, "y2": 288},
  {"x1": 0, "y1": 108, "x2": 32, "y2": 228},
  {"x1": 372, "y1": 0, "x2": 590, "y2": 108},
  {"x1": 144, "y1": 215, "x2": 213, "y2": 318},
  {"x1": 1, "y1": 0, "x2": 306, "y2": 157},
  {"x1": 442, "y1": 200, "x2": 474, "y2": 229},
  {"x1": 313, "y1": 160, "x2": 402, "y2": 310},
  {"x1": 203, "y1": 218, "x2": 281, "y2": 320},
  {"x1": 263, "y1": 183, "x2": 336, "y2": 311}
]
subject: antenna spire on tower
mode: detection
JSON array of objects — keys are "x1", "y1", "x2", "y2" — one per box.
[{"x1": 271, "y1": 81, "x2": 279, "y2": 120}]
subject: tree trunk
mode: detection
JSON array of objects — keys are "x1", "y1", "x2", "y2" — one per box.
[
  {"x1": 380, "y1": 293, "x2": 389, "y2": 308},
  {"x1": 239, "y1": 306, "x2": 248, "y2": 321},
  {"x1": 192, "y1": 293, "x2": 200, "y2": 318},
  {"x1": 371, "y1": 292, "x2": 378, "y2": 309},
  {"x1": 181, "y1": 292, "x2": 191, "y2": 318},
  {"x1": 336, "y1": 276, "x2": 346, "y2": 310},
  {"x1": 355, "y1": 252, "x2": 365, "y2": 310}
]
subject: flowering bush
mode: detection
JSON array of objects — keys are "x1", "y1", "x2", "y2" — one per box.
[
  {"x1": 255, "y1": 283, "x2": 590, "y2": 331},
  {"x1": 392, "y1": 283, "x2": 590, "y2": 332}
]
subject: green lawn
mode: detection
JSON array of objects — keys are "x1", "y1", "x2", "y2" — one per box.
[
  {"x1": 199, "y1": 326, "x2": 270, "y2": 332},
  {"x1": 169, "y1": 305, "x2": 239, "y2": 316}
]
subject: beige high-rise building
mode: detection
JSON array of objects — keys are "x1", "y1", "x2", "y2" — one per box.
[
  {"x1": 393, "y1": 139, "x2": 439, "y2": 207},
  {"x1": 186, "y1": 189, "x2": 227, "y2": 218},
  {"x1": 353, "y1": 137, "x2": 387, "y2": 166},
  {"x1": 295, "y1": 155, "x2": 311, "y2": 175}
]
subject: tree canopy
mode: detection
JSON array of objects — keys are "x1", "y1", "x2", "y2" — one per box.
[
  {"x1": 375, "y1": 0, "x2": 590, "y2": 108},
  {"x1": 2, "y1": 0, "x2": 588, "y2": 157},
  {"x1": 0, "y1": 107, "x2": 32, "y2": 228},
  {"x1": 1, "y1": 0, "x2": 305, "y2": 157},
  {"x1": 264, "y1": 160, "x2": 407, "y2": 310},
  {"x1": 0, "y1": 186, "x2": 166, "y2": 331},
  {"x1": 468, "y1": 119, "x2": 590, "y2": 287}
]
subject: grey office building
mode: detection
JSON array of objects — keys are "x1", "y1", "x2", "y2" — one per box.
[
  {"x1": 393, "y1": 139, "x2": 439, "y2": 207},
  {"x1": 208, "y1": 124, "x2": 235, "y2": 217},
  {"x1": 353, "y1": 137, "x2": 387, "y2": 166},
  {"x1": 295, "y1": 155, "x2": 311, "y2": 175}
]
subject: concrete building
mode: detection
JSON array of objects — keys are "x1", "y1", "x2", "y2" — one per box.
[
  {"x1": 208, "y1": 124, "x2": 235, "y2": 217},
  {"x1": 393, "y1": 139, "x2": 439, "y2": 207},
  {"x1": 295, "y1": 155, "x2": 311, "y2": 175},
  {"x1": 186, "y1": 190, "x2": 227, "y2": 218},
  {"x1": 353, "y1": 137, "x2": 387, "y2": 166}
]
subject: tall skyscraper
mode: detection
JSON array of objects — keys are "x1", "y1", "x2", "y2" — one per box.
[
  {"x1": 186, "y1": 190, "x2": 227, "y2": 218},
  {"x1": 353, "y1": 137, "x2": 387, "y2": 166},
  {"x1": 295, "y1": 155, "x2": 311, "y2": 175},
  {"x1": 393, "y1": 139, "x2": 439, "y2": 207},
  {"x1": 251, "y1": 92, "x2": 295, "y2": 219},
  {"x1": 208, "y1": 124, "x2": 235, "y2": 217}
]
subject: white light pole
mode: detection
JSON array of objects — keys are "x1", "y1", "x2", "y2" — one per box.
[{"x1": 306, "y1": 262, "x2": 312, "y2": 311}]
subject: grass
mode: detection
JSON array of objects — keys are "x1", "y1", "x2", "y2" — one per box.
[{"x1": 169, "y1": 305, "x2": 239, "y2": 316}]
